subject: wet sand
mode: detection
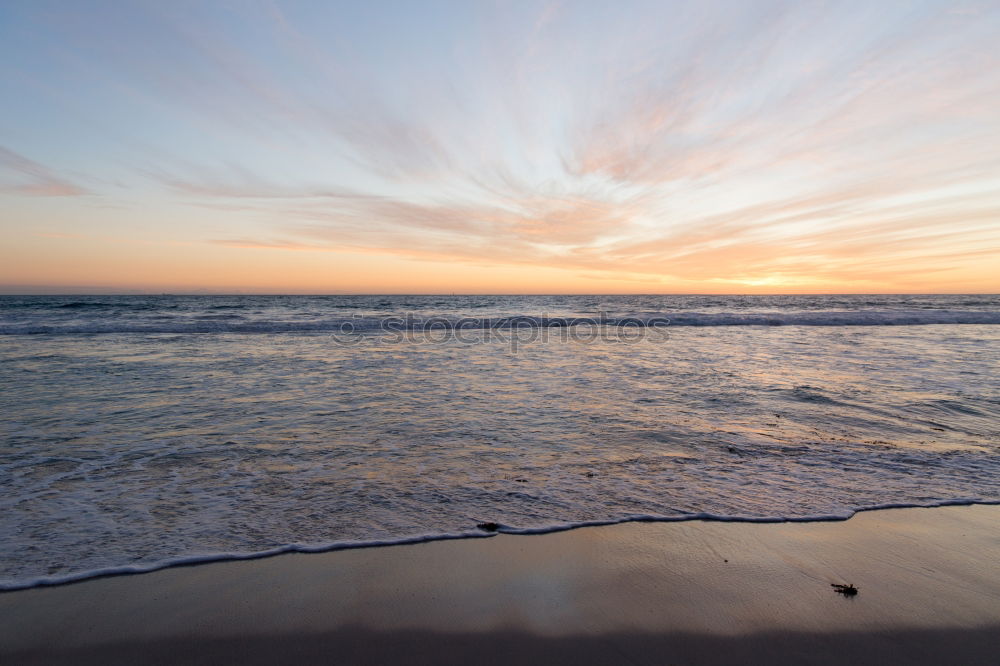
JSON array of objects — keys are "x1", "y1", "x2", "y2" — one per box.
[{"x1": 2, "y1": 504, "x2": 999, "y2": 664}]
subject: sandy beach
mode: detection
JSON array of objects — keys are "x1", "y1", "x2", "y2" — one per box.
[{"x1": 2, "y1": 504, "x2": 998, "y2": 664}]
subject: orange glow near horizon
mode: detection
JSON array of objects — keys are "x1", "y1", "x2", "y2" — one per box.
[{"x1": 4, "y1": 229, "x2": 999, "y2": 295}]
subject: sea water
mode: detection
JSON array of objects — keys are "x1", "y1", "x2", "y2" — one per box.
[{"x1": 1, "y1": 294, "x2": 998, "y2": 589}]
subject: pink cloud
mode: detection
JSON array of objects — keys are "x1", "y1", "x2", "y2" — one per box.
[{"x1": 0, "y1": 146, "x2": 88, "y2": 197}]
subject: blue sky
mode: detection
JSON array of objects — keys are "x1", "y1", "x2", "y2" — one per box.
[{"x1": 1, "y1": 0, "x2": 998, "y2": 293}]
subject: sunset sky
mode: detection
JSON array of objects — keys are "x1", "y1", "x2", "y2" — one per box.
[{"x1": 1, "y1": 0, "x2": 998, "y2": 294}]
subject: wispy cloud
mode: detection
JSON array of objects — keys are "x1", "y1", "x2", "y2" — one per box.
[
  {"x1": 0, "y1": 147, "x2": 88, "y2": 196},
  {"x1": 152, "y1": 165, "x2": 378, "y2": 200}
]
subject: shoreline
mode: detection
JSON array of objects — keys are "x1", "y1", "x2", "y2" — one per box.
[
  {"x1": 3, "y1": 504, "x2": 1000, "y2": 664},
  {"x1": 3, "y1": 497, "x2": 998, "y2": 593}
]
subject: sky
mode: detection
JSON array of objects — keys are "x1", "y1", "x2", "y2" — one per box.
[{"x1": 1, "y1": 0, "x2": 998, "y2": 294}]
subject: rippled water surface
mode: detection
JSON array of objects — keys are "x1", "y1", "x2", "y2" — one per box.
[{"x1": 1, "y1": 295, "x2": 999, "y2": 588}]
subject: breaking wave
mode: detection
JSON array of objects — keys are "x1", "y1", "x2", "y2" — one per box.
[{"x1": 3, "y1": 309, "x2": 1000, "y2": 335}]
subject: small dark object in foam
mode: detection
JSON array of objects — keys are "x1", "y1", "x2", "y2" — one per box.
[
  {"x1": 477, "y1": 522, "x2": 500, "y2": 532},
  {"x1": 514, "y1": 478, "x2": 528, "y2": 483},
  {"x1": 832, "y1": 583, "x2": 858, "y2": 597}
]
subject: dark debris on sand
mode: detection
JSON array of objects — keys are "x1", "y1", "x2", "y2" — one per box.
[{"x1": 831, "y1": 583, "x2": 859, "y2": 597}]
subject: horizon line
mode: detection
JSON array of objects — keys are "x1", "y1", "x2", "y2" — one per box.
[{"x1": 2, "y1": 291, "x2": 998, "y2": 297}]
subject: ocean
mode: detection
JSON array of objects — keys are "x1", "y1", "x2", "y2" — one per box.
[{"x1": 2, "y1": 294, "x2": 999, "y2": 590}]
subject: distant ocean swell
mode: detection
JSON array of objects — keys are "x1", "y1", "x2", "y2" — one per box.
[{"x1": 3, "y1": 309, "x2": 1000, "y2": 335}]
